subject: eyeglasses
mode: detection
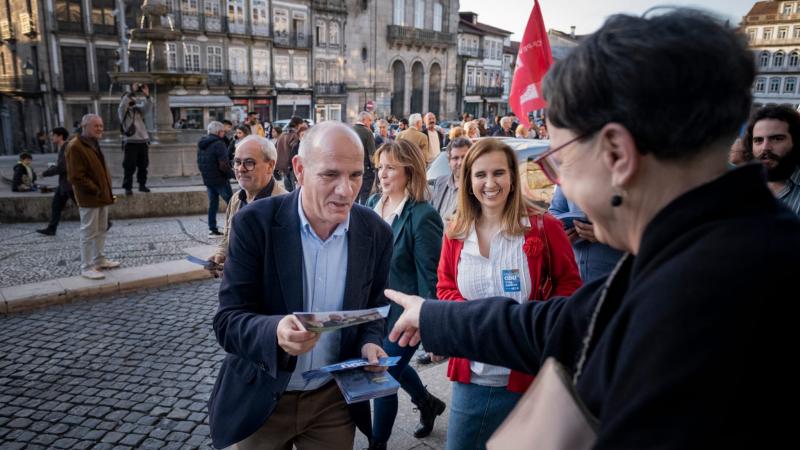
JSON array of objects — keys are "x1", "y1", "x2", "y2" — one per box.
[
  {"x1": 533, "y1": 132, "x2": 592, "y2": 185},
  {"x1": 233, "y1": 158, "x2": 258, "y2": 171}
]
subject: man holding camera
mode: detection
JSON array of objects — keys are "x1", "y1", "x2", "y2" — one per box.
[{"x1": 118, "y1": 83, "x2": 153, "y2": 196}]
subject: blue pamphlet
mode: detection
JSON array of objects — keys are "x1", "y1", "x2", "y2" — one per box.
[
  {"x1": 332, "y1": 369, "x2": 400, "y2": 404},
  {"x1": 302, "y1": 356, "x2": 401, "y2": 381},
  {"x1": 185, "y1": 255, "x2": 209, "y2": 266},
  {"x1": 554, "y1": 212, "x2": 590, "y2": 229}
]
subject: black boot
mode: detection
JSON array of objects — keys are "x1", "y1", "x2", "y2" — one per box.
[
  {"x1": 367, "y1": 441, "x2": 387, "y2": 450},
  {"x1": 36, "y1": 227, "x2": 56, "y2": 236},
  {"x1": 412, "y1": 391, "x2": 446, "y2": 438}
]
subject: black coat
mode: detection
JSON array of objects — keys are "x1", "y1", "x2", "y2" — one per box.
[
  {"x1": 42, "y1": 143, "x2": 72, "y2": 193},
  {"x1": 419, "y1": 165, "x2": 799, "y2": 449},
  {"x1": 197, "y1": 134, "x2": 234, "y2": 186},
  {"x1": 208, "y1": 190, "x2": 393, "y2": 448},
  {"x1": 421, "y1": 126, "x2": 445, "y2": 152},
  {"x1": 353, "y1": 123, "x2": 377, "y2": 179}
]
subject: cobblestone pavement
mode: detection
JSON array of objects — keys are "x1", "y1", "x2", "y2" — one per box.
[
  {"x1": 0, "y1": 279, "x2": 222, "y2": 449},
  {"x1": 0, "y1": 214, "x2": 225, "y2": 288},
  {"x1": 0, "y1": 279, "x2": 447, "y2": 450}
]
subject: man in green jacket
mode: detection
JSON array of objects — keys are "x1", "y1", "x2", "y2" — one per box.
[{"x1": 66, "y1": 114, "x2": 120, "y2": 280}]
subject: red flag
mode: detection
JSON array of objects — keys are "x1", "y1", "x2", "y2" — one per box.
[{"x1": 510, "y1": 0, "x2": 553, "y2": 127}]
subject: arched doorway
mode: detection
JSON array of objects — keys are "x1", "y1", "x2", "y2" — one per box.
[
  {"x1": 428, "y1": 63, "x2": 441, "y2": 117},
  {"x1": 391, "y1": 61, "x2": 406, "y2": 118},
  {"x1": 411, "y1": 62, "x2": 424, "y2": 114}
]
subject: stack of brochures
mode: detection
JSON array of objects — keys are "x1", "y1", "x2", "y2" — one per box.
[
  {"x1": 333, "y1": 369, "x2": 400, "y2": 404},
  {"x1": 302, "y1": 357, "x2": 401, "y2": 404}
]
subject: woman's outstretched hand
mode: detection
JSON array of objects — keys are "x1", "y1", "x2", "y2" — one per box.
[{"x1": 385, "y1": 289, "x2": 424, "y2": 347}]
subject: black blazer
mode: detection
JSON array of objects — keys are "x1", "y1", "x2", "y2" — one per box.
[
  {"x1": 418, "y1": 165, "x2": 800, "y2": 449},
  {"x1": 421, "y1": 126, "x2": 445, "y2": 153},
  {"x1": 208, "y1": 190, "x2": 393, "y2": 449}
]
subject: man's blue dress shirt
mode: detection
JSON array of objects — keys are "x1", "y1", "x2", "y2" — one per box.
[{"x1": 286, "y1": 190, "x2": 350, "y2": 391}]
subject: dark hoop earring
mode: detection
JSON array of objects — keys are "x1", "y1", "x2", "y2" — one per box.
[{"x1": 610, "y1": 195, "x2": 623, "y2": 207}]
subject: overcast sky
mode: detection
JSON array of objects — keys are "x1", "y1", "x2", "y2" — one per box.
[{"x1": 458, "y1": 0, "x2": 758, "y2": 40}]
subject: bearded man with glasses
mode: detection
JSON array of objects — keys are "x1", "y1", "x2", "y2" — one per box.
[{"x1": 207, "y1": 135, "x2": 288, "y2": 277}]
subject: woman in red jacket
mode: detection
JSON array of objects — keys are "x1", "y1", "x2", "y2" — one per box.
[{"x1": 436, "y1": 138, "x2": 581, "y2": 450}]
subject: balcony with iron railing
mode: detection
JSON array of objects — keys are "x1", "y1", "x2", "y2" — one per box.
[
  {"x1": 458, "y1": 47, "x2": 483, "y2": 58},
  {"x1": 314, "y1": 83, "x2": 346, "y2": 95},
  {"x1": 465, "y1": 85, "x2": 502, "y2": 97},
  {"x1": 0, "y1": 75, "x2": 39, "y2": 94},
  {"x1": 751, "y1": 36, "x2": 800, "y2": 46},
  {"x1": 313, "y1": 0, "x2": 347, "y2": 14},
  {"x1": 273, "y1": 32, "x2": 310, "y2": 48},
  {"x1": 164, "y1": 68, "x2": 274, "y2": 88},
  {"x1": 387, "y1": 25, "x2": 456, "y2": 49},
  {"x1": 52, "y1": 14, "x2": 83, "y2": 33},
  {"x1": 745, "y1": 13, "x2": 800, "y2": 24},
  {"x1": 179, "y1": 11, "x2": 201, "y2": 30},
  {"x1": 93, "y1": 21, "x2": 117, "y2": 35},
  {"x1": 755, "y1": 63, "x2": 800, "y2": 73}
]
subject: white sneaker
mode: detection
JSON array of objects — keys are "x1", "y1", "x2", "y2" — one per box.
[
  {"x1": 81, "y1": 269, "x2": 106, "y2": 280},
  {"x1": 96, "y1": 260, "x2": 121, "y2": 270}
]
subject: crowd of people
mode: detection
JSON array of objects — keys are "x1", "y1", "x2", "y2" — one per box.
[
  {"x1": 204, "y1": 7, "x2": 799, "y2": 450},
  {"x1": 10, "y1": 6, "x2": 800, "y2": 449}
]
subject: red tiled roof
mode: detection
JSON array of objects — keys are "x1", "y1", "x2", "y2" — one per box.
[
  {"x1": 459, "y1": 18, "x2": 513, "y2": 37},
  {"x1": 746, "y1": 1, "x2": 778, "y2": 16}
]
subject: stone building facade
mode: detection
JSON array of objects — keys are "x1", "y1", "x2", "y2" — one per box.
[
  {"x1": 455, "y1": 11, "x2": 510, "y2": 120},
  {"x1": 0, "y1": 0, "x2": 50, "y2": 155},
  {"x1": 0, "y1": 0, "x2": 462, "y2": 154},
  {"x1": 744, "y1": 0, "x2": 800, "y2": 109},
  {"x1": 344, "y1": 0, "x2": 459, "y2": 122}
]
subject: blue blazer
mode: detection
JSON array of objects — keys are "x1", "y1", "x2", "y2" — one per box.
[
  {"x1": 367, "y1": 196, "x2": 444, "y2": 329},
  {"x1": 208, "y1": 190, "x2": 393, "y2": 449}
]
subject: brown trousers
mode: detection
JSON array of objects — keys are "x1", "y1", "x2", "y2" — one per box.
[{"x1": 231, "y1": 382, "x2": 355, "y2": 450}]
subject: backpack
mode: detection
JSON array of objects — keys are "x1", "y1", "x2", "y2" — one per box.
[{"x1": 120, "y1": 105, "x2": 136, "y2": 137}]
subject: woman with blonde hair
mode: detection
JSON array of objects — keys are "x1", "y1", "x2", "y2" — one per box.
[
  {"x1": 515, "y1": 124, "x2": 530, "y2": 138},
  {"x1": 435, "y1": 138, "x2": 581, "y2": 450},
  {"x1": 366, "y1": 140, "x2": 446, "y2": 449},
  {"x1": 463, "y1": 120, "x2": 480, "y2": 140},
  {"x1": 446, "y1": 125, "x2": 465, "y2": 147}
]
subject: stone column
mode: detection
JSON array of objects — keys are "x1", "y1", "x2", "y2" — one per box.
[
  {"x1": 404, "y1": 70, "x2": 412, "y2": 117},
  {"x1": 422, "y1": 69, "x2": 430, "y2": 114}
]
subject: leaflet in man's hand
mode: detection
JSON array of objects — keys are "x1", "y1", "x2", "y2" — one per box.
[
  {"x1": 294, "y1": 305, "x2": 390, "y2": 332},
  {"x1": 302, "y1": 356, "x2": 401, "y2": 381},
  {"x1": 332, "y1": 369, "x2": 400, "y2": 404}
]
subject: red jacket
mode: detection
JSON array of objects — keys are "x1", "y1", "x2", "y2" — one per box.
[{"x1": 437, "y1": 213, "x2": 582, "y2": 393}]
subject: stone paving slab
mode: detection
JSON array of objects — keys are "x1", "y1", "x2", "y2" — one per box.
[
  {"x1": 1, "y1": 279, "x2": 68, "y2": 314},
  {"x1": 1, "y1": 255, "x2": 213, "y2": 315},
  {"x1": 0, "y1": 279, "x2": 452, "y2": 450},
  {"x1": 0, "y1": 215, "x2": 224, "y2": 288}
]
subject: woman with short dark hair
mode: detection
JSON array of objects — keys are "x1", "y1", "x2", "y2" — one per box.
[{"x1": 387, "y1": 8, "x2": 800, "y2": 448}]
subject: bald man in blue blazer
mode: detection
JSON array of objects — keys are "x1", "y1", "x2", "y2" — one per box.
[{"x1": 208, "y1": 122, "x2": 393, "y2": 449}]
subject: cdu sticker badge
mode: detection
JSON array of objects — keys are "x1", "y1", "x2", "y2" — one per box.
[{"x1": 502, "y1": 269, "x2": 522, "y2": 293}]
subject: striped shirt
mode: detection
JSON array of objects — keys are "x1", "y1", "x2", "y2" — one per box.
[
  {"x1": 777, "y1": 167, "x2": 800, "y2": 216},
  {"x1": 457, "y1": 222, "x2": 531, "y2": 387}
]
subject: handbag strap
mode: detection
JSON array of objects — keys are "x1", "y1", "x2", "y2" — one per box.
[
  {"x1": 535, "y1": 214, "x2": 551, "y2": 296},
  {"x1": 573, "y1": 253, "x2": 630, "y2": 384}
]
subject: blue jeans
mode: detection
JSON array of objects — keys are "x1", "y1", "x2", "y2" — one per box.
[
  {"x1": 206, "y1": 182, "x2": 232, "y2": 231},
  {"x1": 446, "y1": 381, "x2": 522, "y2": 450},
  {"x1": 371, "y1": 336, "x2": 428, "y2": 444}
]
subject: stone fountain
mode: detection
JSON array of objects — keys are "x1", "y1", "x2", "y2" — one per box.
[{"x1": 106, "y1": 0, "x2": 208, "y2": 176}]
